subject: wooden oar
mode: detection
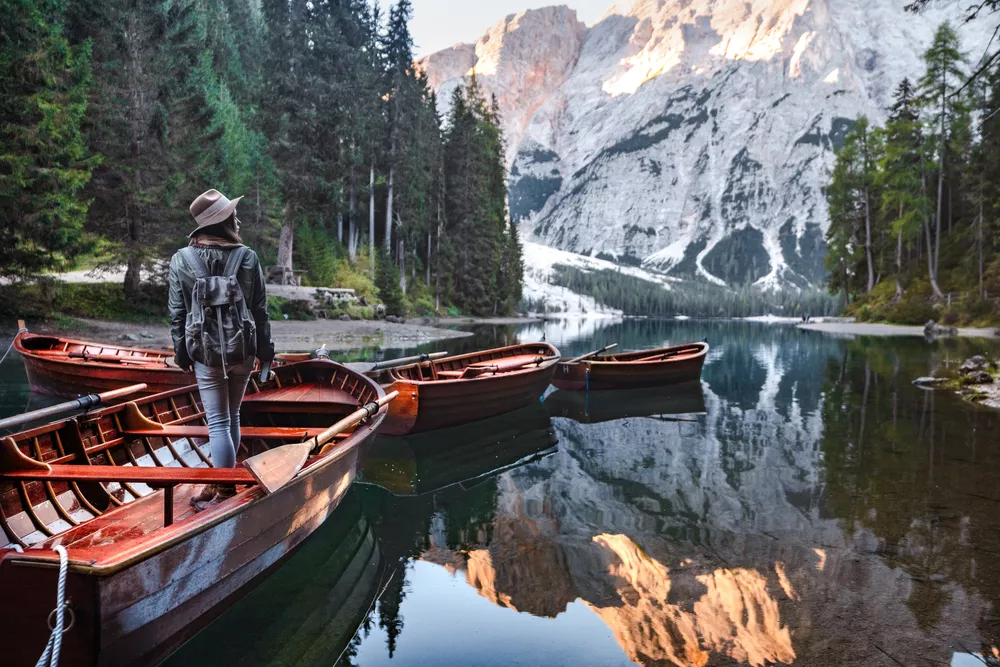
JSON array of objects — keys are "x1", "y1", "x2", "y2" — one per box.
[
  {"x1": 566, "y1": 343, "x2": 618, "y2": 364},
  {"x1": 461, "y1": 355, "x2": 559, "y2": 378},
  {"x1": 243, "y1": 391, "x2": 399, "y2": 493},
  {"x1": 346, "y1": 351, "x2": 449, "y2": 374},
  {"x1": 0, "y1": 383, "x2": 148, "y2": 432}
]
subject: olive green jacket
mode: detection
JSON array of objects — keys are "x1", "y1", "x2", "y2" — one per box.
[{"x1": 168, "y1": 245, "x2": 275, "y2": 369}]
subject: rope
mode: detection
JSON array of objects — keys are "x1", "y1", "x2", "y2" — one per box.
[
  {"x1": 35, "y1": 544, "x2": 71, "y2": 667},
  {"x1": 0, "y1": 327, "x2": 27, "y2": 366}
]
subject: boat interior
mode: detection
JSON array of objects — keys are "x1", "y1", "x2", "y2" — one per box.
[
  {"x1": 16, "y1": 332, "x2": 175, "y2": 366},
  {"x1": 387, "y1": 343, "x2": 557, "y2": 381},
  {"x1": 0, "y1": 362, "x2": 377, "y2": 555},
  {"x1": 595, "y1": 342, "x2": 707, "y2": 363}
]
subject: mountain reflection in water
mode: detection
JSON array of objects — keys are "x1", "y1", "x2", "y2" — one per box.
[{"x1": 344, "y1": 321, "x2": 1000, "y2": 667}]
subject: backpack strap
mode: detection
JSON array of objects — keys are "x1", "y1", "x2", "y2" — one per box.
[
  {"x1": 223, "y1": 246, "x2": 248, "y2": 278},
  {"x1": 179, "y1": 247, "x2": 211, "y2": 280}
]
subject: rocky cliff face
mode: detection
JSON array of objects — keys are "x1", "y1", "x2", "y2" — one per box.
[{"x1": 418, "y1": 1, "x2": 989, "y2": 289}]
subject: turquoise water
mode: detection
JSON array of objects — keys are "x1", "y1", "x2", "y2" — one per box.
[{"x1": 3, "y1": 320, "x2": 1000, "y2": 665}]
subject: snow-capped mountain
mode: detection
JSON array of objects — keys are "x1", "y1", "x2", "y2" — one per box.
[{"x1": 418, "y1": 1, "x2": 989, "y2": 289}]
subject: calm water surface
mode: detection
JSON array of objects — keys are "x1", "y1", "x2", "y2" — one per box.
[{"x1": 3, "y1": 320, "x2": 1000, "y2": 666}]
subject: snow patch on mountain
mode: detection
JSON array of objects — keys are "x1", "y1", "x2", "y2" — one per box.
[{"x1": 419, "y1": 1, "x2": 992, "y2": 291}]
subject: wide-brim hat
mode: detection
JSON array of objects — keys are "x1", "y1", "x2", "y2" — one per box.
[{"x1": 188, "y1": 189, "x2": 243, "y2": 237}]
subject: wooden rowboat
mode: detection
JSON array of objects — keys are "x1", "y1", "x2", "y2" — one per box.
[
  {"x1": 365, "y1": 342, "x2": 560, "y2": 436},
  {"x1": 0, "y1": 360, "x2": 389, "y2": 667},
  {"x1": 551, "y1": 342, "x2": 708, "y2": 391},
  {"x1": 13, "y1": 327, "x2": 192, "y2": 397},
  {"x1": 545, "y1": 380, "x2": 706, "y2": 424},
  {"x1": 360, "y1": 401, "x2": 557, "y2": 496}
]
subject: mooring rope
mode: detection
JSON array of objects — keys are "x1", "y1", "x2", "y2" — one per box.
[
  {"x1": 0, "y1": 327, "x2": 27, "y2": 366},
  {"x1": 35, "y1": 544, "x2": 72, "y2": 667}
]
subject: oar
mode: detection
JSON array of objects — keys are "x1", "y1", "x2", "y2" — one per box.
[
  {"x1": 462, "y1": 355, "x2": 559, "y2": 378},
  {"x1": 347, "y1": 351, "x2": 449, "y2": 374},
  {"x1": 244, "y1": 390, "x2": 399, "y2": 493},
  {"x1": 566, "y1": 343, "x2": 618, "y2": 364},
  {"x1": 0, "y1": 383, "x2": 149, "y2": 432}
]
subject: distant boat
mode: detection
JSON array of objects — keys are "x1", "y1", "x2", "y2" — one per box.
[
  {"x1": 545, "y1": 380, "x2": 705, "y2": 424},
  {"x1": 552, "y1": 342, "x2": 708, "y2": 391},
  {"x1": 13, "y1": 326, "x2": 191, "y2": 397},
  {"x1": 364, "y1": 342, "x2": 560, "y2": 435}
]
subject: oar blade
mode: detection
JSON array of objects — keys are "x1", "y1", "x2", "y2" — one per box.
[{"x1": 243, "y1": 442, "x2": 312, "y2": 494}]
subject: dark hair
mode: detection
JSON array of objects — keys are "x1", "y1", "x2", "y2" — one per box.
[{"x1": 193, "y1": 213, "x2": 243, "y2": 244}]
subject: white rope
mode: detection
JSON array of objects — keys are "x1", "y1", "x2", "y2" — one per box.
[
  {"x1": 0, "y1": 327, "x2": 27, "y2": 366},
  {"x1": 35, "y1": 544, "x2": 69, "y2": 667}
]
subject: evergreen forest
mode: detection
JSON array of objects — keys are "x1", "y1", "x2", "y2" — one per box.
[
  {"x1": 0, "y1": 0, "x2": 522, "y2": 317},
  {"x1": 825, "y1": 8, "x2": 1000, "y2": 325}
]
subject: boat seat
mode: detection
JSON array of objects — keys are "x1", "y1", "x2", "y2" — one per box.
[{"x1": 124, "y1": 425, "x2": 327, "y2": 440}]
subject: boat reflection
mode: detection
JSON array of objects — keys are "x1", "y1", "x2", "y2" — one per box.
[
  {"x1": 359, "y1": 401, "x2": 557, "y2": 496},
  {"x1": 162, "y1": 489, "x2": 385, "y2": 667},
  {"x1": 545, "y1": 380, "x2": 705, "y2": 424}
]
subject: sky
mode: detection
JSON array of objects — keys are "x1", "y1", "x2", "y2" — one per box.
[{"x1": 405, "y1": 0, "x2": 635, "y2": 57}]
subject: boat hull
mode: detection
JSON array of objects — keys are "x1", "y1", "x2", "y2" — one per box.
[
  {"x1": 379, "y1": 358, "x2": 557, "y2": 436},
  {"x1": 15, "y1": 332, "x2": 191, "y2": 397},
  {"x1": 0, "y1": 431, "x2": 368, "y2": 667},
  {"x1": 551, "y1": 342, "x2": 708, "y2": 391}
]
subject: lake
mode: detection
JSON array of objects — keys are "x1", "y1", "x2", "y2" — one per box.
[{"x1": 3, "y1": 319, "x2": 1000, "y2": 666}]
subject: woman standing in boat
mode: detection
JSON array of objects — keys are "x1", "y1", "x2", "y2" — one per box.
[{"x1": 169, "y1": 189, "x2": 275, "y2": 510}]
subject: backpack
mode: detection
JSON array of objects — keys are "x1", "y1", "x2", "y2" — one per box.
[{"x1": 180, "y1": 246, "x2": 257, "y2": 378}]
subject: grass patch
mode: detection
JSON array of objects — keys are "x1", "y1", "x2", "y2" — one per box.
[{"x1": 0, "y1": 281, "x2": 169, "y2": 324}]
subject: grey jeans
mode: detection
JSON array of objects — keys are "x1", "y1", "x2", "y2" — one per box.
[{"x1": 194, "y1": 358, "x2": 255, "y2": 468}]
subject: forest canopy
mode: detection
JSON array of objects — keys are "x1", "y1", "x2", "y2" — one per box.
[{"x1": 0, "y1": 0, "x2": 522, "y2": 317}]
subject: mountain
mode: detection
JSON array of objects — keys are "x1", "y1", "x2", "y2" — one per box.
[{"x1": 418, "y1": 1, "x2": 990, "y2": 290}]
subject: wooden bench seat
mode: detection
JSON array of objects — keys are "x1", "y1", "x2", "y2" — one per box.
[
  {"x1": 1, "y1": 463, "x2": 256, "y2": 527},
  {"x1": 124, "y1": 425, "x2": 327, "y2": 440},
  {"x1": 1, "y1": 464, "x2": 255, "y2": 485}
]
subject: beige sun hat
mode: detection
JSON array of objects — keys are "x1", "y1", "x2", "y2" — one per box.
[{"x1": 188, "y1": 189, "x2": 243, "y2": 237}]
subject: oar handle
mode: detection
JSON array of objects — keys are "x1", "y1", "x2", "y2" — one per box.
[
  {"x1": 0, "y1": 383, "x2": 148, "y2": 432},
  {"x1": 370, "y1": 351, "x2": 448, "y2": 371},
  {"x1": 313, "y1": 390, "x2": 399, "y2": 451},
  {"x1": 98, "y1": 383, "x2": 149, "y2": 402},
  {"x1": 567, "y1": 343, "x2": 618, "y2": 364}
]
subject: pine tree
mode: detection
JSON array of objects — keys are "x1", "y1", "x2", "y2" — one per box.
[
  {"x1": 76, "y1": 0, "x2": 207, "y2": 298},
  {"x1": 375, "y1": 248, "x2": 404, "y2": 315},
  {"x1": 877, "y1": 78, "x2": 929, "y2": 299},
  {"x1": 917, "y1": 22, "x2": 966, "y2": 299},
  {"x1": 0, "y1": 0, "x2": 97, "y2": 279}
]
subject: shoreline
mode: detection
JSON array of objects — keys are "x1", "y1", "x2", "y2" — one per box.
[
  {"x1": 4, "y1": 317, "x2": 474, "y2": 353},
  {"x1": 798, "y1": 322, "x2": 998, "y2": 338}
]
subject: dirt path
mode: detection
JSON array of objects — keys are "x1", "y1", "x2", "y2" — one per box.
[{"x1": 7, "y1": 318, "x2": 473, "y2": 353}]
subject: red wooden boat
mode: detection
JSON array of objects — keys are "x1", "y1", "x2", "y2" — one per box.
[
  {"x1": 551, "y1": 342, "x2": 708, "y2": 391},
  {"x1": 0, "y1": 360, "x2": 389, "y2": 667},
  {"x1": 13, "y1": 327, "x2": 192, "y2": 397},
  {"x1": 366, "y1": 342, "x2": 560, "y2": 436}
]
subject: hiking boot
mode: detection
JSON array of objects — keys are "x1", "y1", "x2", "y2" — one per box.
[
  {"x1": 215, "y1": 485, "x2": 237, "y2": 500},
  {"x1": 190, "y1": 484, "x2": 217, "y2": 506}
]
